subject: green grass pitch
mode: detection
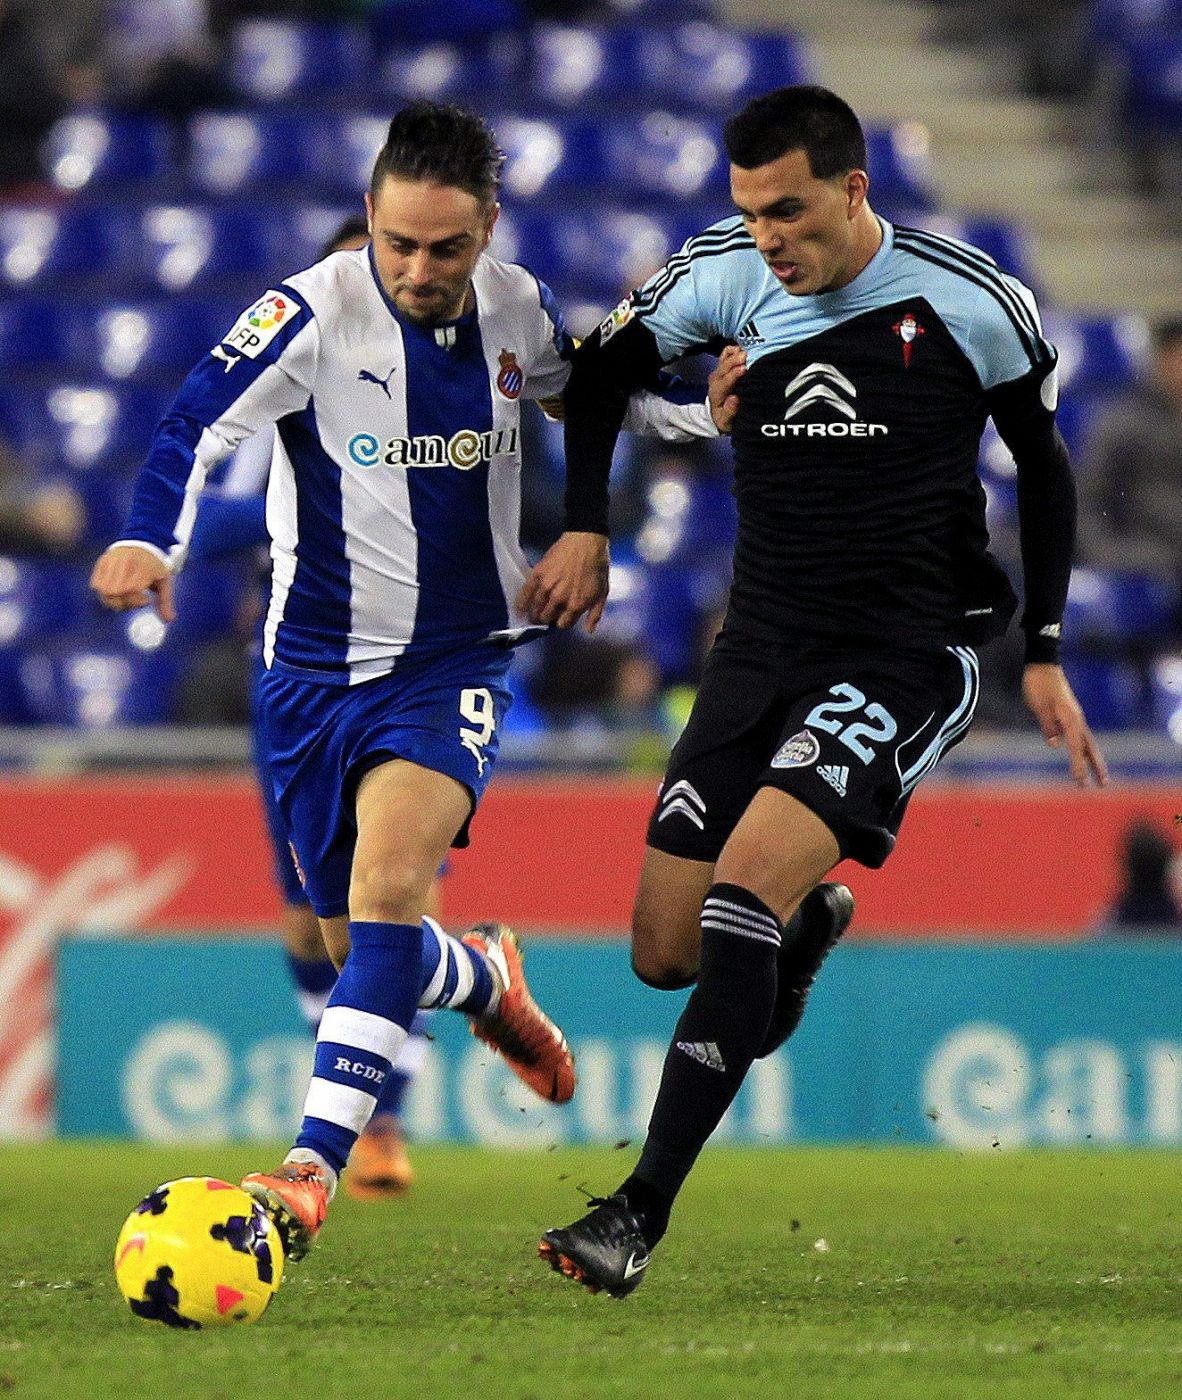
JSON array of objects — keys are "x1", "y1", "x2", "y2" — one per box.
[{"x1": 0, "y1": 1142, "x2": 1178, "y2": 1399}]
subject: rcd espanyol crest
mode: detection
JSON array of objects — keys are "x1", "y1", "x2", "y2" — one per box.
[{"x1": 496, "y1": 348, "x2": 523, "y2": 400}]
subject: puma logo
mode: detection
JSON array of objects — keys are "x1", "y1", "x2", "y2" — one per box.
[{"x1": 358, "y1": 366, "x2": 397, "y2": 399}]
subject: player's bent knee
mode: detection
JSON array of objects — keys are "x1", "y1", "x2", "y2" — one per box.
[
  {"x1": 349, "y1": 860, "x2": 432, "y2": 925},
  {"x1": 631, "y1": 954, "x2": 697, "y2": 991}
]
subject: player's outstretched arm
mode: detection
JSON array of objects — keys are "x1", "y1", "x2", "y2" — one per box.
[
  {"x1": 1022, "y1": 663, "x2": 1109, "y2": 787},
  {"x1": 517, "y1": 531, "x2": 609, "y2": 633},
  {"x1": 90, "y1": 543, "x2": 176, "y2": 622}
]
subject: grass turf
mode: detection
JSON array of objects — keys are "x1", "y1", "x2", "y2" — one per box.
[{"x1": 0, "y1": 1142, "x2": 1178, "y2": 1399}]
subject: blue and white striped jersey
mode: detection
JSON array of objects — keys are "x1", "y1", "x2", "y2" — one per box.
[{"x1": 119, "y1": 246, "x2": 716, "y2": 684}]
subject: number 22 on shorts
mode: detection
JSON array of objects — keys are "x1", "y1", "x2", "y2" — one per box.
[{"x1": 459, "y1": 687, "x2": 496, "y2": 775}]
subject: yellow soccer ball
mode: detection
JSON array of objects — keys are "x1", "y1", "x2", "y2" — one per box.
[{"x1": 114, "y1": 1177, "x2": 285, "y2": 1328}]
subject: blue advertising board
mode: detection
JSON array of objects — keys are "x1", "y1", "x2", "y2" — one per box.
[{"x1": 57, "y1": 937, "x2": 1182, "y2": 1147}]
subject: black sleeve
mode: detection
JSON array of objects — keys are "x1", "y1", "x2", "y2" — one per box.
[
  {"x1": 562, "y1": 317, "x2": 666, "y2": 535},
  {"x1": 985, "y1": 366, "x2": 1076, "y2": 665}
]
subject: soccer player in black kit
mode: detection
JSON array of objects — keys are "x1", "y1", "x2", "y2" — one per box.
[{"x1": 520, "y1": 85, "x2": 1109, "y2": 1296}]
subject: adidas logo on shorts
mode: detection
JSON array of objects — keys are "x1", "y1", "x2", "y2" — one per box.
[{"x1": 817, "y1": 763, "x2": 849, "y2": 797}]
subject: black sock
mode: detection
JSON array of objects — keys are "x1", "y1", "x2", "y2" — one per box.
[
  {"x1": 757, "y1": 884, "x2": 840, "y2": 1058},
  {"x1": 629, "y1": 882, "x2": 780, "y2": 1229}
]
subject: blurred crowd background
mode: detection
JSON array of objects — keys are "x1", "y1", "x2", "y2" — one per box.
[{"x1": 0, "y1": 0, "x2": 1180, "y2": 756}]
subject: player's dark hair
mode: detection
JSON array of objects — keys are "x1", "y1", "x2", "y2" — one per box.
[
  {"x1": 319, "y1": 215, "x2": 369, "y2": 259},
  {"x1": 723, "y1": 85, "x2": 867, "y2": 179},
  {"x1": 370, "y1": 101, "x2": 503, "y2": 206}
]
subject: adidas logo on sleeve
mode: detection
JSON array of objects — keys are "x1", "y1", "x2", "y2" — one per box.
[{"x1": 817, "y1": 764, "x2": 849, "y2": 797}]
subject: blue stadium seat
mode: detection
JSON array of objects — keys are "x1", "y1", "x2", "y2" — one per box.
[
  {"x1": 0, "y1": 205, "x2": 139, "y2": 291},
  {"x1": 189, "y1": 111, "x2": 320, "y2": 196},
  {"x1": 232, "y1": 20, "x2": 373, "y2": 102},
  {"x1": 1044, "y1": 312, "x2": 1151, "y2": 394},
  {"x1": 866, "y1": 124, "x2": 937, "y2": 211},
  {"x1": 543, "y1": 208, "x2": 679, "y2": 298},
  {"x1": 140, "y1": 203, "x2": 270, "y2": 291},
  {"x1": 0, "y1": 557, "x2": 92, "y2": 647},
  {"x1": 43, "y1": 112, "x2": 175, "y2": 191},
  {"x1": 1094, "y1": 0, "x2": 1182, "y2": 46},
  {"x1": 1123, "y1": 31, "x2": 1182, "y2": 131},
  {"x1": 487, "y1": 206, "x2": 563, "y2": 286},
  {"x1": 12, "y1": 383, "x2": 170, "y2": 473},
  {"x1": 1062, "y1": 655, "x2": 1144, "y2": 729},
  {"x1": 636, "y1": 24, "x2": 813, "y2": 112},
  {"x1": 368, "y1": 0, "x2": 523, "y2": 46},
  {"x1": 526, "y1": 24, "x2": 650, "y2": 109},
  {"x1": 380, "y1": 37, "x2": 525, "y2": 107},
  {"x1": 260, "y1": 205, "x2": 363, "y2": 274},
  {"x1": 1064, "y1": 567, "x2": 1178, "y2": 646},
  {"x1": 492, "y1": 116, "x2": 607, "y2": 201},
  {"x1": 17, "y1": 641, "x2": 182, "y2": 727},
  {"x1": 1150, "y1": 654, "x2": 1182, "y2": 742},
  {"x1": 601, "y1": 114, "x2": 728, "y2": 200},
  {"x1": 59, "y1": 299, "x2": 220, "y2": 380},
  {"x1": 304, "y1": 114, "x2": 390, "y2": 198},
  {"x1": 0, "y1": 299, "x2": 65, "y2": 370}
]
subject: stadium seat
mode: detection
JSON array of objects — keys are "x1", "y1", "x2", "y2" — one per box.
[
  {"x1": 380, "y1": 37, "x2": 525, "y2": 107},
  {"x1": 601, "y1": 114, "x2": 728, "y2": 200},
  {"x1": 526, "y1": 24, "x2": 650, "y2": 109},
  {"x1": 865, "y1": 124, "x2": 937, "y2": 211},
  {"x1": 17, "y1": 641, "x2": 182, "y2": 727},
  {"x1": 0, "y1": 205, "x2": 139, "y2": 291},
  {"x1": 232, "y1": 20, "x2": 373, "y2": 103},
  {"x1": 43, "y1": 112, "x2": 176, "y2": 191},
  {"x1": 635, "y1": 24, "x2": 813, "y2": 112},
  {"x1": 1122, "y1": 30, "x2": 1182, "y2": 131},
  {"x1": 0, "y1": 557, "x2": 92, "y2": 648},
  {"x1": 1149, "y1": 653, "x2": 1182, "y2": 741},
  {"x1": 188, "y1": 111, "x2": 320, "y2": 196},
  {"x1": 491, "y1": 116, "x2": 608, "y2": 201},
  {"x1": 139, "y1": 204, "x2": 270, "y2": 292},
  {"x1": 0, "y1": 299, "x2": 64, "y2": 371},
  {"x1": 543, "y1": 208, "x2": 679, "y2": 298},
  {"x1": 1044, "y1": 312, "x2": 1151, "y2": 394},
  {"x1": 59, "y1": 299, "x2": 221, "y2": 380},
  {"x1": 1064, "y1": 567, "x2": 1179, "y2": 646},
  {"x1": 13, "y1": 383, "x2": 170, "y2": 474},
  {"x1": 303, "y1": 114, "x2": 390, "y2": 199},
  {"x1": 1062, "y1": 655, "x2": 1144, "y2": 729},
  {"x1": 367, "y1": 0, "x2": 524, "y2": 47}
]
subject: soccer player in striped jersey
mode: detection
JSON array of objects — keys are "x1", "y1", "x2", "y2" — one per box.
[
  {"x1": 91, "y1": 101, "x2": 730, "y2": 1261},
  {"x1": 529, "y1": 84, "x2": 1108, "y2": 1296}
]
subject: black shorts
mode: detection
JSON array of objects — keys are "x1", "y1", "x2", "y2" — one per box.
[{"x1": 647, "y1": 634, "x2": 980, "y2": 868}]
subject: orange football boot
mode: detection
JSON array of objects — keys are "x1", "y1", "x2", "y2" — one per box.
[
  {"x1": 241, "y1": 1161, "x2": 330, "y2": 1262},
  {"x1": 345, "y1": 1119, "x2": 415, "y2": 1200},
  {"x1": 462, "y1": 922, "x2": 575, "y2": 1104}
]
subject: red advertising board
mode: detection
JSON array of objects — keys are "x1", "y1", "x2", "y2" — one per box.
[{"x1": 2, "y1": 773, "x2": 1179, "y2": 1135}]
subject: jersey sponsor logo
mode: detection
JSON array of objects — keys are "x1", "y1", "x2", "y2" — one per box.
[
  {"x1": 817, "y1": 763, "x2": 849, "y2": 797},
  {"x1": 221, "y1": 292, "x2": 294, "y2": 359},
  {"x1": 347, "y1": 427, "x2": 519, "y2": 471},
  {"x1": 496, "y1": 348, "x2": 524, "y2": 400},
  {"x1": 737, "y1": 318, "x2": 765, "y2": 348},
  {"x1": 656, "y1": 778, "x2": 706, "y2": 829},
  {"x1": 770, "y1": 729, "x2": 820, "y2": 769},
  {"x1": 358, "y1": 365, "x2": 397, "y2": 399},
  {"x1": 892, "y1": 311, "x2": 925, "y2": 368},
  {"x1": 598, "y1": 298, "x2": 635, "y2": 346},
  {"x1": 762, "y1": 362, "x2": 889, "y2": 439}
]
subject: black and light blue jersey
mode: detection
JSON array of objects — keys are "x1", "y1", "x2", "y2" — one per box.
[
  {"x1": 119, "y1": 247, "x2": 716, "y2": 685},
  {"x1": 624, "y1": 216, "x2": 1060, "y2": 650}
]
